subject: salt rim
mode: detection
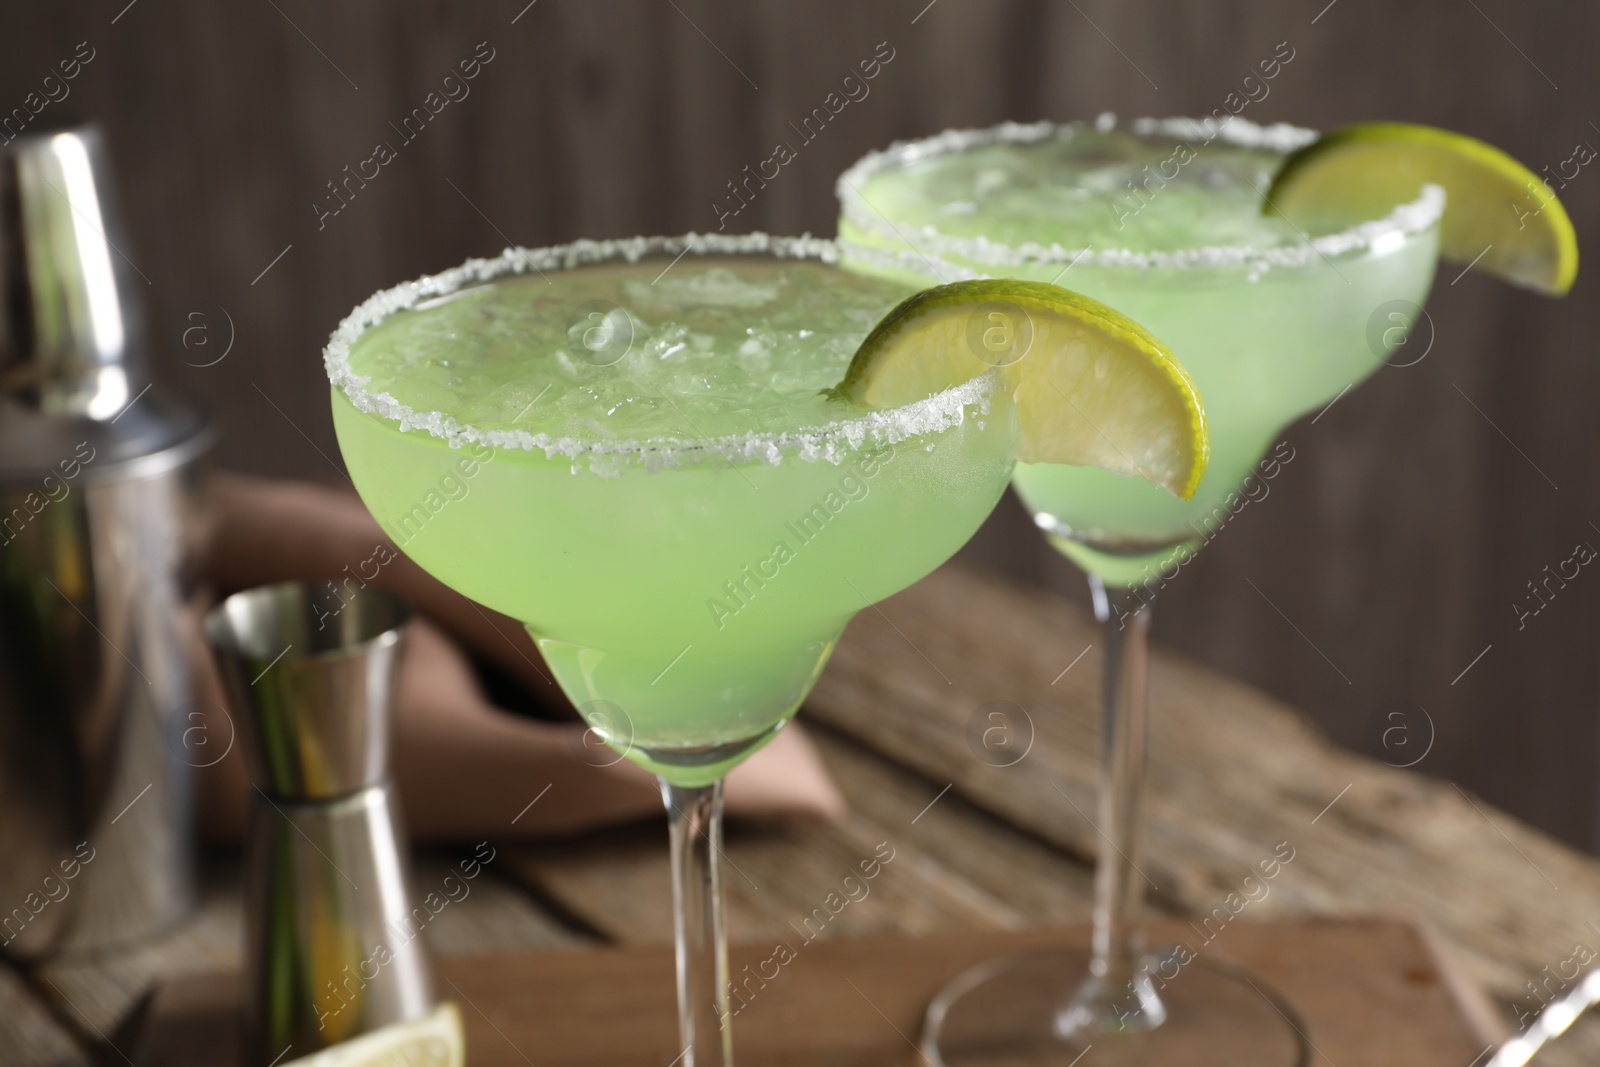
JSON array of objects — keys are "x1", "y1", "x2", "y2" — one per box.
[
  {"x1": 836, "y1": 114, "x2": 1447, "y2": 274},
  {"x1": 322, "y1": 231, "x2": 999, "y2": 473}
]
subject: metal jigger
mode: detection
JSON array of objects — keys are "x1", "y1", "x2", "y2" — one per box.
[{"x1": 204, "y1": 582, "x2": 435, "y2": 1066}]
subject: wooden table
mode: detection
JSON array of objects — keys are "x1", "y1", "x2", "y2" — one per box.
[{"x1": 7, "y1": 565, "x2": 1600, "y2": 1065}]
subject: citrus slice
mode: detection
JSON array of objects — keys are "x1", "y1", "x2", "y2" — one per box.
[
  {"x1": 278, "y1": 1003, "x2": 464, "y2": 1067},
  {"x1": 1265, "y1": 122, "x2": 1578, "y2": 295},
  {"x1": 837, "y1": 279, "x2": 1208, "y2": 499}
]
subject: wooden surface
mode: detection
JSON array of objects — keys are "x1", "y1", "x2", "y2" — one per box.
[
  {"x1": 9, "y1": 565, "x2": 1600, "y2": 1064},
  {"x1": 131, "y1": 921, "x2": 1499, "y2": 1067},
  {"x1": 31, "y1": 856, "x2": 580, "y2": 1044},
  {"x1": 1, "y1": 0, "x2": 1597, "y2": 850},
  {"x1": 808, "y1": 567, "x2": 1600, "y2": 1011}
]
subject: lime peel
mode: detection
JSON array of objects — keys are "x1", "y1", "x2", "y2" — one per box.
[
  {"x1": 838, "y1": 279, "x2": 1209, "y2": 500},
  {"x1": 1266, "y1": 122, "x2": 1578, "y2": 296},
  {"x1": 278, "y1": 1002, "x2": 464, "y2": 1067}
]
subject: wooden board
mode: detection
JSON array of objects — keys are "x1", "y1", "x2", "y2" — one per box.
[
  {"x1": 131, "y1": 919, "x2": 1501, "y2": 1067},
  {"x1": 0, "y1": 965, "x2": 88, "y2": 1067},
  {"x1": 804, "y1": 565, "x2": 1600, "y2": 1020}
]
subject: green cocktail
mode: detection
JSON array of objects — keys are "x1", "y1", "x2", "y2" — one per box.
[
  {"x1": 842, "y1": 116, "x2": 1442, "y2": 584},
  {"x1": 839, "y1": 117, "x2": 1444, "y2": 1066},
  {"x1": 324, "y1": 234, "x2": 1017, "y2": 1066}
]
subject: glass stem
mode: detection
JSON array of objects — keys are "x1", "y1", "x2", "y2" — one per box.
[
  {"x1": 662, "y1": 779, "x2": 734, "y2": 1067},
  {"x1": 1058, "y1": 577, "x2": 1166, "y2": 1037}
]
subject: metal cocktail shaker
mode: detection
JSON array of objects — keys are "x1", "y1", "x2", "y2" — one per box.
[
  {"x1": 0, "y1": 125, "x2": 209, "y2": 958},
  {"x1": 205, "y1": 582, "x2": 435, "y2": 1066}
]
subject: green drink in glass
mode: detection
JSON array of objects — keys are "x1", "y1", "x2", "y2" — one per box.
[
  {"x1": 325, "y1": 235, "x2": 1020, "y2": 1066},
  {"x1": 839, "y1": 116, "x2": 1447, "y2": 1066}
]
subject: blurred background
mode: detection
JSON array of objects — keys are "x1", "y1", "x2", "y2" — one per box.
[{"x1": 6, "y1": 0, "x2": 1595, "y2": 849}]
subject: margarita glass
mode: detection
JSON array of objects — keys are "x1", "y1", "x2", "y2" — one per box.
[
  {"x1": 324, "y1": 234, "x2": 1018, "y2": 1066},
  {"x1": 839, "y1": 117, "x2": 1443, "y2": 1066}
]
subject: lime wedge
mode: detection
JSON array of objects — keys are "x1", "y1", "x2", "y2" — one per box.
[
  {"x1": 1265, "y1": 122, "x2": 1578, "y2": 295},
  {"x1": 838, "y1": 279, "x2": 1208, "y2": 499},
  {"x1": 278, "y1": 1003, "x2": 464, "y2": 1067}
]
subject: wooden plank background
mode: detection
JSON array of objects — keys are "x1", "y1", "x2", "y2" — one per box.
[{"x1": 2, "y1": 0, "x2": 1596, "y2": 850}]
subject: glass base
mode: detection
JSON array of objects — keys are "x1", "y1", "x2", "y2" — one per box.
[
  {"x1": 922, "y1": 947, "x2": 1310, "y2": 1067},
  {"x1": 1043, "y1": 531, "x2": 1197, "y2": 590},
  {"x1": 627, "y1": 718, "x2": 790, "y2": 787}
]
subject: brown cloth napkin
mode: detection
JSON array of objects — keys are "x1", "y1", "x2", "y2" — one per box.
[{"x1": 188, "y1": 473, "x2": 845, "y2": 843}]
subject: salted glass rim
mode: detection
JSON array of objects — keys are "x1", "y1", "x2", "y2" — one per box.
[
  {"x1": 835, "y1": 114, "x2": 1446, "y2": 273},
  {"x1": 323, "y1": 232, "x2": 997, "y2": 471}
]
